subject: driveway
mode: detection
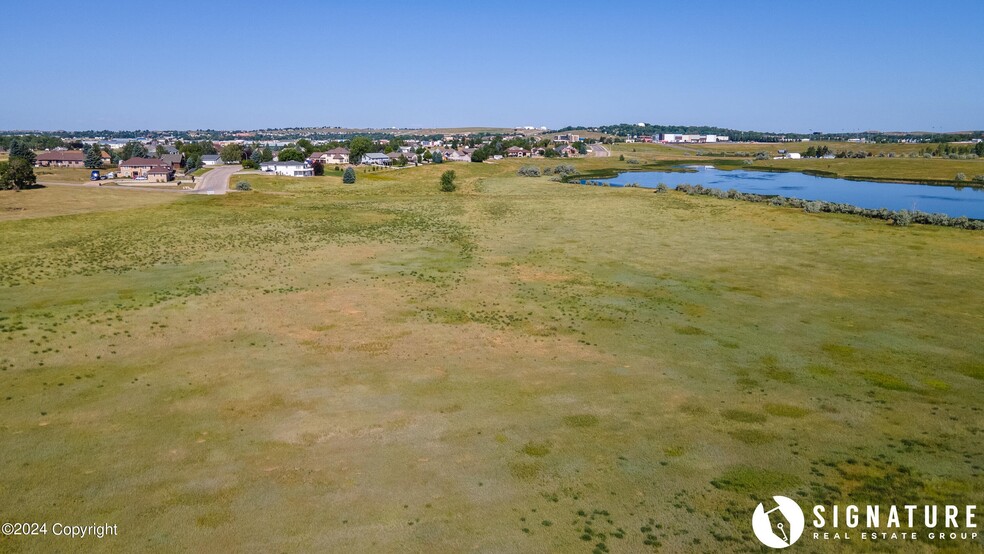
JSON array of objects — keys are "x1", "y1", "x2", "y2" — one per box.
[
  {"x1": 588, "y1": 144, "x2": 610, "y2": 157},
  {"x1": 192, "y1": 164, "x2": 241, "y2": 195}
]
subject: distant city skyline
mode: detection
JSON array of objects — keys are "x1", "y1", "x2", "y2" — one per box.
[{"x1": 2, "y1": 0, "x2": 982, "y2": 133}]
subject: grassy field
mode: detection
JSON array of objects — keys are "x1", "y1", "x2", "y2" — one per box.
[{"x1": 1, "y1": 159, "x2": 982, "y2": 552}]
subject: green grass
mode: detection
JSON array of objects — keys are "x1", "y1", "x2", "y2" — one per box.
[{"x1": 1, "y1": 158, "x2": 982, "y2": 551}]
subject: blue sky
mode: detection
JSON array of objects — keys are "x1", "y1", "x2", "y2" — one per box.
[{"x1": 2, "y1": 0, "x2": 981, "y2": 132}]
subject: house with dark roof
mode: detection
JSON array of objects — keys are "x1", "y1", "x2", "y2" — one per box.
[
  {"x1": 35, "y1": 150, "x2": 85, "y2": 167},
  {"x1": 120, "y1": 157, "x2": 169, "y2": 178},
  {"x1": 160, "y1": 153, "x2": 184, "y2": 170}
]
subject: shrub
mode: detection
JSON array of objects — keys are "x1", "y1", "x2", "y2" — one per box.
[
  {"x1": 234, "y1": 181, "x2": 251, "y2": 191},
  {"x1": 974, "y1": 175, "x2": 984, "y2": 183},
  {"x1": 241, "y1": 159, "x2": 259, "y2": 170},
  {"x1": 892, "y1": 210, "x2": 912, "y2": 227},
  {"x1": 618, "y1": 154, "x2": 625, "y2": 161},
  {"x1": 517, "y1": 165, "x2": 542, "y2": 177},
  {"x1": 804, "y1": 201, "x2": 822, "y2": 213},
  {"x1": 440, "y1": 169, "x2": 457, "y2": 192},
  {"x1": 955, "y1": 173, "x2": 967, "y2": 181},
  {"x1": 342, "y1": 167, "x2": 356, "y2": 184},
  {"x1": 655, "y1": 183, "x2": 669, "y2": 192},
  {"x1": 553, "y1": 164, "x2": 577, "y2": 177}
]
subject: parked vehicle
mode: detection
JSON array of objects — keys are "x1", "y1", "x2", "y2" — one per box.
[
  {"x1": 90, "y1": 170, "x2": 101, "y2": 181},
  {"x1": 105, "y1": 172, "x2": 116, "y2": 179}
]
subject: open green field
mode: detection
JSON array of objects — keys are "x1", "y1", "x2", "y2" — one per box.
[{"x1": 1, "y1": 160, "x2": 982, "y2": 552}]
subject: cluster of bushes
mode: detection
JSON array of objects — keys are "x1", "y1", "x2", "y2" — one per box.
[
  {"x1": 517, "y1": 164, "x2": 577, "y2": 178},
  {"x1": 234, "y1": 181, "x2": 252, "y2": 191},
  {"x1": 671, "y1": 183, "x2": 984, "y2": 230},
  {"x1": 955, "y1": 173, "x2": 984, "y2": 182}
]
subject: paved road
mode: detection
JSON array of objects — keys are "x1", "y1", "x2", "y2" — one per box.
[
  {"x1": 588, "y1": 143, "x2": 610, "y2": 157},
  {"x1": 193, "y1": 164, "x2": 241, "y2": 195}
]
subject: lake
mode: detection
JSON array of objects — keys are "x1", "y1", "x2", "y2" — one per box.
[{"x1": 596, "y1": 167, "x2": 984, "y2": 219}]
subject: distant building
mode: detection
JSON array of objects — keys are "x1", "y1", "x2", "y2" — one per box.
[
  {"x1": 260, "y1": 161, "x2": 314, "y2": 177},
  {"x1": 506, "y1": 146, "x2": 531, "y2": 158},
  {"x1": 201, "y1": 155, "x2": 223, "y2": 166},
  {"x1": 554, "y1": 134, "x2": 580, "y2": 143},
  {"x1": 35, "y1": 150, "x2": 85, "y2": 167}
]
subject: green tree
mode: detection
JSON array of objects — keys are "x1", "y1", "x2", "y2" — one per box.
[
  {"x1": 432, "y1": 151, "x2": 444, "y2": 164},
  {"x1": 84, "y1": 145, "x2": 103, "y2": 168},
  {"x1": 348, "y1": 136, "x2": 373, "y2": 164},
  {"x1": 277, "y1": 148, "x2": 305, "y2": 162},
  {"x1": 220, "y1": 143, "x2": 244, "y2": 163},
  {"x1": 250, "y1": 148, "x2": 263, "y2": 163},
  {"x1": 119, "y1": 141, "x2": 149, "y2": 160},
  {"x1": 295, "y1": 138, "x2": 314, "y2": 156},
  {"x1": 312, "y1": 161, "x2": 325, "y2": 176},
  {"x1": 342, "y1": 166, "x2": 356, "y2": 184},
  {"x1": 261, "y1": 147, "x2": 274, "y2": 162},
  {"x1": 155, "y1": 145, "x2": 167, "y2": 157},
  {"x1": 185, "y1": 154, "x2": 201, "y2": 173},
  {"x1": 422, "y1": 150, "x2": 433, "y2": 162},
  {"x1": 976, "y1": 141, "x2": 984, "y2": 157},
  {"x1": 439, "y1": 169, "x2": 457, "y2": 192},
  {"x1": 8, "y1": 139, "x2": 36, "y2": 165},
  {"x1": 0, "y1": 158, "x2": 37, "y2": 190}
]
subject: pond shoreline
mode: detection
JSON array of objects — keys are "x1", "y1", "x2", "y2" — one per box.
[{"x1": 569, "y1": 160, "x2": 984, "y2": 189}]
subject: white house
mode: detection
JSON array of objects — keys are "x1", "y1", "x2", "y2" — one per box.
[
  {"x1": 361, "y1": 153, "x2": 391, "y2": 165},
  {"x1": 260, "y1": 161, "x2": 314, "y2": 177},
  {"x1": 201, "y1": 154, "x2": 223, "y2": 166}
]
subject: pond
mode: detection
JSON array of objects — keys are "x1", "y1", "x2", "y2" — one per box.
[{"x1": 596, "y1": 167, "x2": 984, "y2": 219}]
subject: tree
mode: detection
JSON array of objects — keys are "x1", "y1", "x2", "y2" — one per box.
[
  {"x1": 119, "y1": 141, "x2": 149, "y2": 160},
  {"x1": 295, "y1": 138, "x2": 314, "y2": 156},
  {"x1": 422, "y1": 150, "x2": 433, "y2": 162},
  {"x1": 155, "y1": 145, "x2": 167, "y2": 157},
  {"x1": 396, "y1": 154, "x2": 408, "y2": 167},
  {"x1": 277, "y1": 147, "x2": 305, "y2": 162},
  {"x1": 439, "y1": 170, "x2": 457, "y2": 192},
  {"x1": 250, "y1": 148, "x2": 263, "y2": 163},
  {"x1": 185, "y1": 154, "x2": 201, "y2": 173},
  {"x1": 0, "y1": 158, "x2": 37, "y2": 190},
  {"x1": 348, "y1": 136, "x2": 373, "y2": 164},
  {"x1": 576, "y1": 142, "x2": 588, "y2": 155},
  {"x1": 261, "y1": 147, "x2": 274, "y2": 162},
  {"x1": 471, "y1": 148, "x2": 489, "y2": 163},
  {"x1": 342, "y1": 166, "x2": 356, "y2": 184},
  {"x1": 7, "y1": 139, "x2": 36, "y2": 165},
  {"x1": 432, "y1": 151, "x2": 444, "y2": 164},
  {"x1": 312, "y1": 161, "x2": 325, "y2": 176},
  {"x1": 976, "y1": 141, "x2": 984, "y2": 157},
  {"x1": 220, "y1": 143, "x2": 244, "y2": 163},
  {"x1": 84, "y1": 144, "x2": 103, "y2": 168},
  {"x1": 241, "y1": 159, "x2": 259, "y2": 170}
]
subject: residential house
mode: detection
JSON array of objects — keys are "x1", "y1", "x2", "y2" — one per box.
[
  {"x1": 100, "y1": 150, "x2": 112, "y2": 165},
  {"x1": 361, "y1": 153, "x2": 391, "y2": 165},
  {"x1": 119, "y1": 157, "x2": 169, "y2": 178},
  {"x1": 201, "y1": 155, "x2": 223, "y2": 166},
  {"x1": 260, "y1": 161, "x2": 314, "y2": 177},
  {"x1": 148, "y1": 166, "x2": 175, "y2": 183},
  {"x1": 160, "y1": 153, "x2": 184, "y2": 170},
  {"x1": 506, "y1": 146, "x2": 531, "y2": 158},
  {"x1": 35, "y1": 150, "x2": 85, "y2": 167},
  {"x1": 309, "y1": 148, "x2": 351, "y2": 166},
  {"x1": 445, "y1": 150, "x2": 471, "y2": 162},
  {"x1": 555, "y1": 145, "x2": 578, "y2": 157}
]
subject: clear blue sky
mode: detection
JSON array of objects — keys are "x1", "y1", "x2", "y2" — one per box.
[{"x1": 2, "y1": 0, "x2": 981, "y2": 133}]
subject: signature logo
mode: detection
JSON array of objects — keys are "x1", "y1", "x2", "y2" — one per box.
[{"x1": 752, "y1": 496, "x2": 805, "y2": 548}]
